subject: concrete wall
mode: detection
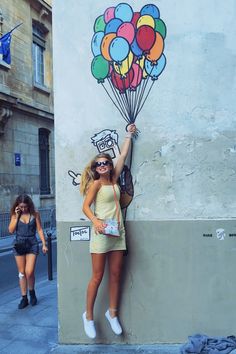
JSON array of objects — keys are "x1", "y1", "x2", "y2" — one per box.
[{"x1": 53, "y1": 0, "x2": 236, "y2": 343}]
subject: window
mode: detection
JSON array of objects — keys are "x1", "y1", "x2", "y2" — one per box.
[
  {"x1": 39, "y1": 128, "x2": 50, "y2": 195},
  {"x1": 32, "y1": 24, "x2": 46, "y2": 86}
]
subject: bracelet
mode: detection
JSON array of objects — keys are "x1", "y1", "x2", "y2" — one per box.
[
  {"x1": 91, "y1": 215, "x2": 97, "y2": 222},
  {"x1": 125, "y1": 132, "x2": 132, "y2": 138}
]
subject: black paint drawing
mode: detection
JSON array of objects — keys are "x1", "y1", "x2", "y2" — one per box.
[{"x1": 68, "y1": 128, "x2": 133, "y2": 209}]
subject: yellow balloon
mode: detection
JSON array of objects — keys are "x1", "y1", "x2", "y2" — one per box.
[
  {"x1": 143, "y1": 67, "x2": 148, "y2": 79},
  {"x1": 114, "y1": 51, "x2": 133, "y2": 77},
  {"x1": 136, "y1": 15, "x2": 155, "y2": 29},
  {"x1": 136, "y1": 55, "x2": 145, "y2": 69}
]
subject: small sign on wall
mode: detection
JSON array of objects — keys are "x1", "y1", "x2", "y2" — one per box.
[
  {"x1": 70, "y1": 226, "x2": 90, "y2": 241},
  {"x1": 15, "y1": 153, "x2": 21, "y2": 166}
]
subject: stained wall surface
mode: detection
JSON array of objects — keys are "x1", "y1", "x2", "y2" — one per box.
[{"x1": 53, "y1": 0, "x2": 236, "y2": 343}]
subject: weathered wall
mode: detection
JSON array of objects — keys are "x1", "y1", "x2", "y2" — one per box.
[
  {"x1": 53, "y1": 0, "x2": 236, "y2": 344},
  {"x1": 0, "y1": 0, "x2": 54, "y2": 212}
]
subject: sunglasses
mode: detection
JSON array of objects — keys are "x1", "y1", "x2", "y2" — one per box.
[{"x1": 95, "y1": 160, "x2": 112, "y2": 167}]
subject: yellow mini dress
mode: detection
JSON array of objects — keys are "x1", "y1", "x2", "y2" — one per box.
[{"x1": 90, "y1": 184, "x2": 126, "y2": 254}]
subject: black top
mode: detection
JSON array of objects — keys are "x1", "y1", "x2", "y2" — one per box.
[{"x1": 16, "y1": 217, "x2": 36, "y2": 238}]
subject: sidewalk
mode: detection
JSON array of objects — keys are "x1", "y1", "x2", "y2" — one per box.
[{"x1": 0, "y1": 273, "x2": 182, "y2": 354}]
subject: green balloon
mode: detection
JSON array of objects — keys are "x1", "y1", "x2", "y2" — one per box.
[
  {"x1": 91, "y1": 55, "x2": 109, "y2": 83},
  {"x1": 94, "y1": 15, "x2": 106, "y2": 32},
  {"x1": 154, "y1": 19, "x2": 167, "y2": 39}
]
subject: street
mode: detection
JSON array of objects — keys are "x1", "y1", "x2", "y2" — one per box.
[{"x1": 0, "y1": 241, "x2": 57, "y2": 293}]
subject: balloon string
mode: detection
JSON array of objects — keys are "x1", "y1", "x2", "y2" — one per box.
[
  {"x1": 136, "y1": 80, "x2": 155, "y2": 118},
  {"x1": 101, "y1": 82, "x2": 129, "y2": 122},
  {"x1": 134, "y1": 63, "x2": 155, "y2": 120},
  {"x1": 114, "y1": 68, "x2": 130, "y2": 118},
  {"x1": 107, "y1": 78, "x2": 130, "y2": 122},
  {"x1": 133, "y1": 78, "x2": 147, "y2": 121}
]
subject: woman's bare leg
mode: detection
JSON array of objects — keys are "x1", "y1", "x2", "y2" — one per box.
[
  {"x1": 25, "y1": 253, "x2": 37, "y2": 290},
  {"x1": 15, "y1": 255, "x2": 27, "y2": 295},
  {"x1": 86, "y1": 253, "x2": 106, "y2": 320},
  {"x1": 108, "y1": 250, "x2": 124, "y2": 317}
]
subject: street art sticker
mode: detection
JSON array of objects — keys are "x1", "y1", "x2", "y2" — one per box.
[
  {"x1": 70, "y1": 226, "x2": 90, "y2": 241},
  {"x1": 91, "y1": 3, "x2": 167, "y2": 125},
  {"x1": 68, "y1": 129, "x2": 134, "y2": 209},
  {"x1": 216, "y1": 228, "x2": 226, "y2": 241}
]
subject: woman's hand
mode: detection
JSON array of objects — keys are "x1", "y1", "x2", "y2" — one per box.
[
  {"x1": 15, "y1": 206, "x2": 22, "y2": 218},
  {"x1": 127, "y1": 123, "x2": 137, "y2": 134},
  {"x1": 93, "y1": 219, "x2": 105, "y2": 234},
  {"x1": 42, "y1": 244, "x2": 48, "y2": 254}
]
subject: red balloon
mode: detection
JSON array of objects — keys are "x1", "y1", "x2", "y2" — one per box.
[
  {"x1": 111, "y1": 68, "x2": 134, "y2": 93},
  {"x1": 131, "y1": 12, "x2": 140, "y2": 28},
  {"x1": 136, "y1": 25, "x2": 155, "y2": 52}
]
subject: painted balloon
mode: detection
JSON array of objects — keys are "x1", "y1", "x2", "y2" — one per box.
[
  {"x1": 140, "y1": 4, "x2": 160, "y2": 19},
  {"x1": 154, "y1": 18, "x2": 167, "y2": 39},
  {"x1": 117, "y1": 22, "x2": 135, "y2": 44},
  {"x1": 91, "y1": 31, "x2": 104, "y2": 56},
  {"x1": 145, "y1": 54, "x2": 166, "y2": 80},
  {"x1": 146, "y1": 32, "x2": 164, "y2": 62},
  {"x1": 94, "y1": 15, "x2": 106, "y2": 32},
  {"x1": 105, "y1": 18, "x2": 123, "y2": 34},
  {"x1": 114, "y1": 51, "x2": 133, "y2": 77},
  {"x1": 115, "y1": 3, "x2": 133, "y2": 22},
  {"x1": 101, "y1": 33, "x2": 116, "y2": 61},
  {"x1": 109, "y1": 37, "x2": 130, "y2": 63},
  {"x1": 111, "y1": 67, "x2": 134, "y2": 93},
  {"x1": 91, "y1": 55, "x2": 109, "y2": 83},
  {"x1": 136, "y1": 25, "x2": 155, "y2": 52},
  {"x1": 104, "y1": 7, "x2": 115, "y2": 23},
  {"x1": 136, "y1": 15, "x2": 155, "y2": 29},
  {"x1": 130, "y1": 63, "x2": 143, "y2": 90}
]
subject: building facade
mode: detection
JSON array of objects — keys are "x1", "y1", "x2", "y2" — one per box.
[{"x1": 0, "y1": 0, "x2": 54, "y2": 213}]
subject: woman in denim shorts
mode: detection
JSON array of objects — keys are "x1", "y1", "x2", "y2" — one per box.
[{"x1": 9, "y1": 194, "x2": 48, "y2": 309}]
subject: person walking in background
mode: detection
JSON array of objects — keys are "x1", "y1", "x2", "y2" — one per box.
[
  {"x1": 8, "y1": 194, "x2": 48, "y2": 309},
  {"x1": 80, "y1": 124, "x2": 136, "y2": 339}
]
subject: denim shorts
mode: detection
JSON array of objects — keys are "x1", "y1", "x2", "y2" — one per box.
[{"x1": 12, "y1": 236, "x2": 39, "y2": 256}]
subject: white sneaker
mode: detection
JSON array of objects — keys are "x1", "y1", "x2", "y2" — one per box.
[
  {"x1": 82, "y1": 312, "x2": 96, "y2": 339},
  {"x1": 105, "y1": 309, "x2": 122, "y2": 335}
]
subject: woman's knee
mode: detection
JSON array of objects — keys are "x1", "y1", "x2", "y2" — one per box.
[
  {"x1": 109, "y1": 269, "x2": 121, "y2": 283},
  {"x1": 91, "y1": 272, "x2": 104, "y2": 286},
  {"x1": 25, "y1": 270, "x2": 35, "y2": 279}
]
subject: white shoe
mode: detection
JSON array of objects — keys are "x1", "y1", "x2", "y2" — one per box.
[
  {"x1": 105, "y1": 309, "x2": 122, "y2": 335},
  {"x1": 82, "y1": 312, "x2": 96, "y2": 339}
]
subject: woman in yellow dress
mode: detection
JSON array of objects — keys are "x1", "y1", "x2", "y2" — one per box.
[{"x1": 80, "y1": 123, "x2": 136, "y2": 339}]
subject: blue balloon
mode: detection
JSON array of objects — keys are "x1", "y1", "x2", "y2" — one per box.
[
  {"x1": 141, "y1": 4, "x2": 160, "y2": 19},
  {"x1": 115, "y1": 3, "x2": 133, "y2": 22},
  {"x1": 105, "y1": 18, "x2": 123, "y2": 34},
  {"x1": 131, "y1": 38, "x2": 143, "y2": 58},
  {"x1": 145, "y1": 54, "x2": 166, "y2": 80},
  {"x1": 109, "y1": 37, "x2": 130, "y2": 63},
  {"x1": 91, "y1": 31, "x2": 104, "y2": 56}
]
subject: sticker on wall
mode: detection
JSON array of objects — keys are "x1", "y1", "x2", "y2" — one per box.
[
  {"x1": 70, "y1": 226, "x2": 90, "y2": 241},
  {"x1": 216, "y1": 228, "x2": 226, "y2": 241},
  {"x1": 91, "y1": 3, "x2": 167, "y2": 124}
]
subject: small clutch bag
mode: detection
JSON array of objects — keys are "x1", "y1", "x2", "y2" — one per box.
[{"x1": 103, "y1": 219, "x2": 120, "y2": 237}]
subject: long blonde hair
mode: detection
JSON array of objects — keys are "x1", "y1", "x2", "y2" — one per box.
[{"x1": 80, "y1": 153, "x2": 114, "y2": 195}]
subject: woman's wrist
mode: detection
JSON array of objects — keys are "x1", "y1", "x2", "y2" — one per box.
[
  {"x1": 125, "y1": 132, "x2": 132, "y2": 139},
  {"x1": 91, "y1": 215, "x2": 97, "y2": 222}
]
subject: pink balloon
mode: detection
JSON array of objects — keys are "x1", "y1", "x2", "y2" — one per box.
[
  {"x1": 117, "y1": 22, "x2": 135, "y2": 44},
  {"x1": 104, "y1": 7, "x2": 115, "y2": 23},
  {"x1": 130, "y1": 63, "x2": 143, "y2": 90}
]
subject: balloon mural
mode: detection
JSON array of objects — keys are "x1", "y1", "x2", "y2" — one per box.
[{"x1": 91, "y1": 3, "x2": 167, "y2": 125}]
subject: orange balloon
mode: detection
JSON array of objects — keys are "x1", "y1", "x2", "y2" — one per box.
[
  {"x1": 146, "y1": 32, "x2": 164, "y2": 63},
  {"x1": 101, "y1": 33, "x2": 116, "y2": 61}
]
